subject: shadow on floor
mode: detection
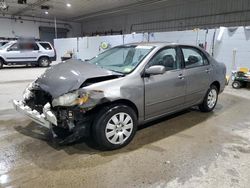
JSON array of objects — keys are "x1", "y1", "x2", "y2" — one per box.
[{"x1": 15, "y1": 107, "x2": 214, "y2": 156}]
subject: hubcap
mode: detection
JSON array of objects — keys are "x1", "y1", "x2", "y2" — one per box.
[
  {"x1": 207, "y1": 89, "x2": 217, "y2": 109},
  {"x1": 105, "y1": 112, "x2": 133, "y2": 144},
  {"x1": 41, "y1": 59, "x2": 49, "y2": 66},
  {"x1": 233, "y1": 82, "x2": 239, "y2": 88}
]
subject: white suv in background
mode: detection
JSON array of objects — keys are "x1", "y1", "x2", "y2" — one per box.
[{"x1": 0, "y1": 40, "x2": 56, "y2": 69}]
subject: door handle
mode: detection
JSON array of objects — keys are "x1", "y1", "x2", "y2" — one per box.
[{"x1": 178, "y1": 74, "x2": 184, "y2": 79}]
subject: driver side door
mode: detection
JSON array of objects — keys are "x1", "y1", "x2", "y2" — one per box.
[
  {"x1": 5, "y1": 42, "x2": 23, "y2": 63},
  {"x1": 144, "y1": 47, "x2": 186, "y2": 120}
]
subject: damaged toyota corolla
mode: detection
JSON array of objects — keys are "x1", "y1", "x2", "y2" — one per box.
[{"x1": 13, "y1": 43, "x2": 226, "y2": 150}]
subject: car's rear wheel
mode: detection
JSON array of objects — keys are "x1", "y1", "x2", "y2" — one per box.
[
  {"x1": 0, "y1": 59, "x2": 3, "y2": 69},
  {"x1": 92, "y1": 104, "x2": 137, "y2": 150},
  {"x1": 38, "y1": 57, "x2": 50, "y2": 67},
  {"x1": 232, "y1": 81, "x2": 242, "y2": 89},
  {"x1": 199, "y1": 85, "x2": 218, "y2": 112}
]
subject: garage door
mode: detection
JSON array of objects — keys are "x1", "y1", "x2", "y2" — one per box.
[{"x1": 39, "y1": 27, "x2": 69, "y2": 45}]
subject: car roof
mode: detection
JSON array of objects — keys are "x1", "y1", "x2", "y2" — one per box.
[{"x1": 127, "y1": 42, "x2": 199, "y2": 48}]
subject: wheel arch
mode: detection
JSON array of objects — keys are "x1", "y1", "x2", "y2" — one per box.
[
  {"x1": 211, "y1": 81, "x2": 220, "y2": 92},
  {"x1": 38, "y1": 55, "x2": 50, "y2": 61},
  {"x1": 94, "y1": 99, "x2": 139, "y2": 119}
]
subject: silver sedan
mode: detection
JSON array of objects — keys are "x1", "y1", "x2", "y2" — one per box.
[{"x1": 13, "y1": 43, "x2": 226, "y2": 150}]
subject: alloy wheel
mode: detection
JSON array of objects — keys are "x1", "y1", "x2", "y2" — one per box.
[
  {"x1": 105, "y1": 112, "x2": 133, "y2": 144},
  {"x1": 207, "y1": 89, "x2": 217, "y2": 109},
  {"x1": 40, "y1": 58, "x2": 49, "y2": 67}
]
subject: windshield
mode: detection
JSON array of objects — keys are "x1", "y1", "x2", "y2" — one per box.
[{"x1": 88, "y1": 45, "x2": 154, "y2": 74}]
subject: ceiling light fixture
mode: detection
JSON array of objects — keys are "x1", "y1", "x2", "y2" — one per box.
[
  {"x1": 45, "y1": 11, "x2": 49, "y2": 15},
  {"x1": 66, "y1": 3, "x2": 71, "y2": 7}
]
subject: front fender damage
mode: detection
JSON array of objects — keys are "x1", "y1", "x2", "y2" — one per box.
[{"x1": 53, "y1": 89, "x2": 114, "y2": 145}]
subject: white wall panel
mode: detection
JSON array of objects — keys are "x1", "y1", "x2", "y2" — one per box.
[
  {"x1": 54, "y1": 38, "x2": 78, "y2": 61},
  {"x1": 54, "y1": 26, "x2": 250, "y2": 74}
]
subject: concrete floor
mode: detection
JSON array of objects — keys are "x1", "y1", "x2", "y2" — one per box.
[{"x1": 0, "y1": 66, "x2": 250, "y2": 188}]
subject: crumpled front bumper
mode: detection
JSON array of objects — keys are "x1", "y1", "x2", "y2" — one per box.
[{"x1": 13, "y1": 100, "x2": 57, "y2": 129}]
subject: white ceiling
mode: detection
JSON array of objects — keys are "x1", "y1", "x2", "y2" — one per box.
[{"x1": 1, "y1": 0, "x2": 164, "y2": 22}]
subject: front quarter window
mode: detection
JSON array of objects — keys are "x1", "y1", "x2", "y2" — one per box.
[{"x1": 88, "y1": 45, "x2": 154, "y2": 74}]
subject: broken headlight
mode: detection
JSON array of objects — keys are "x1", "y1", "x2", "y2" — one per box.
[{"x1": 52, "y1": 90, "x2": 104, "y2": 108}]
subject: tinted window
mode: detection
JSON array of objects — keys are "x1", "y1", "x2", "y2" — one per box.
[
  {"x1": 19, "y1": 43, "x2": 39, "y2": 51},
  {"x1": 182, "y1": 47, "x2": 209, "y2": 68},
  {"x1": 148, "y1": 48, "x2": 180, "y2": 71},
  {"x1": 39, "y1": 42, "x2": 52, "y2": 50}
]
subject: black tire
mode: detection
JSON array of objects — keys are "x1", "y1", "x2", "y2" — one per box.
[
  {"x1": 232, "y1": 81, "x2": 242, "y2": 89},
  {"x1": 0, "y1": 59, "x2": 3, "y2": 69},
  {"x1": 92, "y1": 104, "x2": 138, "y2": 150},
  {"x1": 38, "y1": 57, "x2": 51, "y2": 67},
  {"x1": 199, "y1": 85, "x2": 218, "y2": 112}
]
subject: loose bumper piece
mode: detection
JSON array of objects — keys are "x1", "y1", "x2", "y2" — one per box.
[{"x1": 13, "y1": 100, "x2": 57, "y2": 129}]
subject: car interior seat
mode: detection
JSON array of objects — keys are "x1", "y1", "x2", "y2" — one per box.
[
  {"x1": 186, "y1": 55, "x2": 200, "y2": 67},
  {"x1": 162, "y1": 55, "x2": 176, "y2": 70}
]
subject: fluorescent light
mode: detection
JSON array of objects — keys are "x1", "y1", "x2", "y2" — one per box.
[
  {"x1": 66, "y1": 3, "x2": 71, "y2": 7},
  {"x1": 45, "y1": 11, "x2": 49, "y2": 15}
]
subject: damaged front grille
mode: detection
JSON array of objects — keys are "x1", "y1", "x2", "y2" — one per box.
[{"x1": 25, "y1": 87, "x2": 52, "y2": 113}]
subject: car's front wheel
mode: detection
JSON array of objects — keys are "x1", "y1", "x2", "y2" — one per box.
[
  {"x1": 199, "y1": 85, "x2": 218, "y2": 112},
  {"x1": 92, "y1": 104, "x2": 137, "y2": 150}
]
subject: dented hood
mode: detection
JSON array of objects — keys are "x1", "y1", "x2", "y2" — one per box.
[{"x1": 36, "y1": 59, "x2": 120, "y2": 98}]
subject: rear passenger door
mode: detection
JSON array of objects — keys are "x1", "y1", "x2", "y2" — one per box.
[
  {"x1": 19, "y1": 42, "x2": 40, "y2": 62},
  {"x1": 180, "y1": 46, "x2": 211, "y2": 106}
]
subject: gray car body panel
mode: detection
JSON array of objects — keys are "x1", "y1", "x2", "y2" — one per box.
[
  {"x1": 32, "y1": 42, "x2": 226, "y2": 125},
  {"x1": 36, "y1": 59, "x2": 122, "y2": 98}
]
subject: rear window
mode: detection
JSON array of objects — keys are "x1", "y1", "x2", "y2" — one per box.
[{"x1": 39, "y1": 42, "x2": 52, "y2": 50}]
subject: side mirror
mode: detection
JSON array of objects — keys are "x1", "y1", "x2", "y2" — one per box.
[{"x1": 145, "y1": 65, "x2": 166, "y2": 76}]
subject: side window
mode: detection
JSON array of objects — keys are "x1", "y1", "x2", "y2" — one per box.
[
  {"x1": 9, "y1": 43, "x2": 20, "y2": 51},
  {"x1": 148, "y1": 48, "x2": 180, "y2": 71},
  {"x1": 20, "y1": 43, "x2": 39, "y2": 51},
  {"x1": 39, "y1": 42, "x2": 52, "y2": 50},
  {"x1": 182, "y1": 47, "x2": 209, "y2": 68}
]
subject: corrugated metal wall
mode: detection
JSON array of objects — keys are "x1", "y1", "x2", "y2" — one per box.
[{"x1": 82, "y1": 0, "x2": 250, "y2": 35}]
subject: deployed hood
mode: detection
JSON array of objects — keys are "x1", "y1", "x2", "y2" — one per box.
[{"x1": 36, "y1": 59, "x2": 121, "y2": 98}]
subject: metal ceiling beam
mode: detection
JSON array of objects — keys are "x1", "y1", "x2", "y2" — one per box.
[
  {"x1": 71, "y1": 0, "x2": 170, "y2": 21},
  {"x1": 12, "y1": 0, "x2": 49, "y2": 16}
]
